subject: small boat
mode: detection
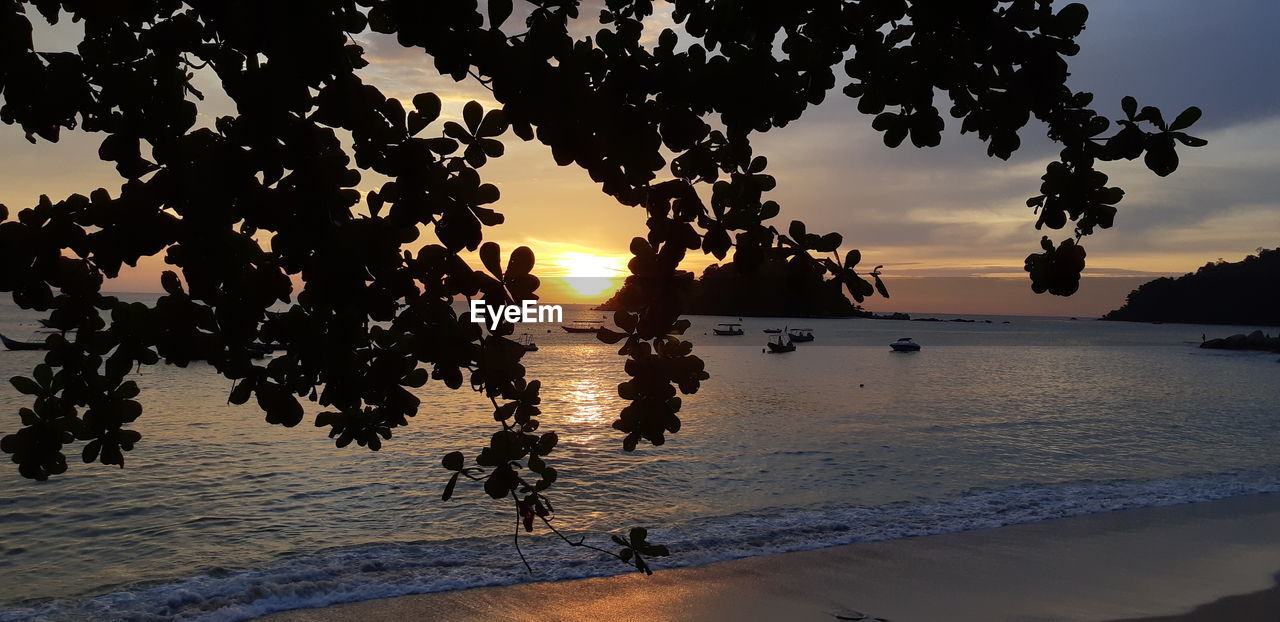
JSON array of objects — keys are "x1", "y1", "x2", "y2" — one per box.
[
  {"x1": 890, "y1": 337, "x2": 921, "y2": 352},
  {"x1": 561, "y1": 321, "x2": 602, "y2": 334},
  {"x1": 0, "y1": 333, "x2": 51, "y2": 351},
  {"x1": 165, "y1": 341, "x2": 281, "y2": 362},
  {"x1": 247, "y1": 342, "x2": 286, "y2": 356},
  {"x1": 787, "y1": 328, "x2": 814, "y2": 343},
  {"x1": 762, "y1": 328, "x2": 782, "y2": 334},
  {"x1": 713, "y1": 323, "x2": 744, "y2": 336},
  {"x1": 766, "y1": 335, "x2": 796, "y2": 353},
  {"x1": 517, "y1": 334, "x2": 538, "y2": 352}
]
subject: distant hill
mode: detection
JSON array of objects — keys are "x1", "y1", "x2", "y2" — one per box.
[
  {"x1": 596, "y1": 259, "x2": 869, "y2": 318},
  {"x1": 1102, "y1": 248, "x2": 1280, "y2": 326}
]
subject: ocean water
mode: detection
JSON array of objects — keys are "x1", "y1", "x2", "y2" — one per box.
[{"x1": 1, "y1": 299, "x2": 1278, "y2": 620}]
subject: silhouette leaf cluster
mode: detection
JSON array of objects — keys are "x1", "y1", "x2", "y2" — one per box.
[
  {"x1": 599, "y1": 251, "x2": 870, "y2": 318},
  {"x1": 1, "y1": 0, "x2": 1198, "y2": 571}
]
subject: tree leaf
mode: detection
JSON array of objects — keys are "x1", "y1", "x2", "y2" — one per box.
[
  {"x1": 479, "y1": 241, "x2": 503, "y2": 277},
  {"x1": 1135, "y1": 106, "x2": 1166, "y2": 130},
  {"x1": 441, "y1": 472, "x2": 460, "y2": 501},
  {"x1": 228, "y1": 380, "x2": 254, "y2": 405},
  {"x1": 412, "y1": 92, "x2": 442, "y2": 124},
  {"x1": 1172, "y1": 133, "x2": 1207, "y2": 147},
  {"x1": 1121, "y1": 95, "x2": 1137, "y2": 119},
  {"x1": 506, "y1": 246, "x2": 535, "y2": 277},
  {"x1": 463, "y1": 101, "x2": 483, "y2": 134},
  {"x1": 478, "y1": 110, "x2": 508, "y2": 138},
  {"x1": 82, "y1": 439, "x2": 102, "y2": 464},
  {"x1": 10, "y1": 376, "x2": 40, "y2": 395},
  {"x1": 488, "y1": 0, "x2": 513, "y2": 29},
  {"x1": 874, "y1": 275, "x2": 890, "y2": 299},
  {"x1": 1143, "y1": 135, "x2": 1179, "y2": 176},
  {"x1": 442, "y1": 451, "x2": 465, "y2": 471},
  {"x1": 815, "y1": 232, "x2": 843, "y2": 253},
  {"x1": 788, "y1": 220, "x2": 806, "y2": 243},
  {"x1": 1168, "y1": 106, "x2": 1201, "y2": 132}
]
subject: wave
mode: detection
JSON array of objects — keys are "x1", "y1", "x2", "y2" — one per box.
[{"x1": 5, "y1": 467, "x2": 1279, "y2": 621}]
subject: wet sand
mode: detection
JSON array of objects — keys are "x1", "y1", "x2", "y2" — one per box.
[
  {"x1": 265, "y1": 493, "x2": 1280, "y2": 622},
  {"x1": 1115, "y1": 583, "x2": 1280, "y2": 621}
]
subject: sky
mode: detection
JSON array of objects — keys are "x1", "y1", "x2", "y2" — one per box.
[{"x1": 2, "y1": 0, "x2": 1277, "y2": 316}]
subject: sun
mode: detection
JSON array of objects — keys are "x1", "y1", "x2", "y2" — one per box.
[{"x1": 551, "y1": 251, "x2": 628, "y2": 299}]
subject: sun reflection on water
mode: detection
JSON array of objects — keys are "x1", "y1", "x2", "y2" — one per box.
[{"x1": 559, "y1": 376, "x2": 614, "y2": 445}]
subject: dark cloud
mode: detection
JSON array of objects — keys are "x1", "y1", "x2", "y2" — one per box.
[
  {"x1": 745, "y1": 1, "x2": 1280, "y2": 280},
  {"x1": 2, "y1": 2, "x2": 1274, "y2": 306},
  {"x1": 1071, "y1": 0, "x2": 1280, "y2": 131}
]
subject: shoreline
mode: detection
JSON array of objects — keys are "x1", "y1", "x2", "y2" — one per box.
[
  {"x1": 1115, "y1": 583, "x2": 1280, "y2": 621},
  {"x1": 265, "y1": 492, "x2": 1280, "y2": 621}
]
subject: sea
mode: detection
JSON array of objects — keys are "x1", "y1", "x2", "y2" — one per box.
[{"x1": 1, "y1": 298, "x2": 1278, "y2": 620}]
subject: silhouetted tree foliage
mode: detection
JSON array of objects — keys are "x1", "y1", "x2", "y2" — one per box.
[
  {"x1": 1, "y1": 0, "x2": 1200, "y2": 571},
  {"x1": 600, "y1": 256, "x2": 867, "y2": 317},
  {"x1": 1103, "y1": 249, "x2": 1280, "y2": 326}
]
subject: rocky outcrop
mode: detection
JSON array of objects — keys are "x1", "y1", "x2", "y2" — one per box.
[{"x1": 1200, "y1": 330, "x2": 1280, "y2": 353}]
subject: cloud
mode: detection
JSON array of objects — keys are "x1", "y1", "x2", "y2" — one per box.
[
  {"x1": 1070, "y1": 0, "x2": 1280, "y2": 131},
  {"x1": 740, "y1": 3, "x2": 1280, "y2": 286},
  {"x1": 3, "y1": 3, "x2": 1275, "y2": 315},
  {"x1": 861, "y1": 275, "x2": 1153, "y2": 317},
  {"x1": 342, "y1": 3, "x2": 1279, "y2": 290}
]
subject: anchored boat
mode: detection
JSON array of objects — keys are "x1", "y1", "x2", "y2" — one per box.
[
  {"x1": 787, "y1": 328, "x2": 815, "y2": 342},
  {"x1": 890, "y1": 337, "x2": 921, "y2": 352},
  {"x1": 0, "y1": 333, "x2": 50, "y2": 351},
  {"x1": 713, "y1": 323, "x2": 744, "y2": 336},
  {"x1": 766, "y1": 334, "x2": 796, "y2": 353},
  {"x1": 517, "y1": 334, "x2": 538, "y2": 352}
]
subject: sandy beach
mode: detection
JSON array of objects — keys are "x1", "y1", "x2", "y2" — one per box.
[{"x1": 264, "y1": 493, "x2": 1280, "y2": 622}]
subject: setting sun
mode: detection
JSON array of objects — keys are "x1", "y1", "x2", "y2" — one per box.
[
  {"x1": 550, "y1": 251, "x2": 628, "y2": 299},
  {"x1": 5, "y1": 4, "x2": 1280, "y2": 620}
]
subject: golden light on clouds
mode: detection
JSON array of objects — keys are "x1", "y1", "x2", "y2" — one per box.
[
  {"x1": 513, "y1": 240, "x2": 632, "y2": 302},
  {"x1": 472, "y1": 238, "x2": 718, "y2": 304},
  {"x1": 551, "y1": 251, "x2": 628, "y2": 299},
  {"x1": 3, "y1": 21, "x2": 1274, "y2": 317}
]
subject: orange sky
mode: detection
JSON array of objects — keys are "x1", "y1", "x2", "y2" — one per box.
[{"x1": 3, "y1": 5, "x2": 1277, "y2": 318}]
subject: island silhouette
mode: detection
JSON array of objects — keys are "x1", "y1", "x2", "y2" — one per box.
[{"x1": 1104, "y1": 248, "x2": 1279, "y2": 326}]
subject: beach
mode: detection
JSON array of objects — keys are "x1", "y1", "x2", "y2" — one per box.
[
  {"x1": 4, "y1": 1, "x2": 1279, "y2": 619},
  {"x1": 5, "y1": 307, "x2": 1280, "y2": 620},
  {"x1": 267, "y1": 493, "x2": 1280, "y2": 622}
]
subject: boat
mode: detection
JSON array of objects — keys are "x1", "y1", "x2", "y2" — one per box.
[
  {"x1": 561, "y1": 321, "x2": 602, "y2": 334},
  {"x1": 762, "y1": 328, "x2": 782, "y2": 334},
  {"x1": 787, "y1": 328, "x2": 815, "y2": 342},
  {"x1": 517, "y1": 334, "x2": 538, "y2": 352},
  {"x1": 766, "y1": 335, "x2": 796, "y2": 353},
  {"x1": 713, "y1": 323, "x2": 744, "y2": 336},
  {"x1": 890, "y1": 337, "x2": 921, "y2": 352},
  {"x1": 0, "y1": 333, "x2": 51, "y2": 351},
  {"x1": 247, "y1": 342, "x2": 286, "y2": 356}
]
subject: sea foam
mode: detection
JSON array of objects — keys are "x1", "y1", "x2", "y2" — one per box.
[{"x1": 4, "y1": 468, "x2": 1278, "y2": 622}]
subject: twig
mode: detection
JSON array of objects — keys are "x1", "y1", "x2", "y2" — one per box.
[
  {"x1": 538, "y1": 515, "x2": 627, "y2": 562},
  {"x1": 512, "y1": 493, "x2": 532, "y2": 573},
  {"x1": 467, "y1": 69, "x2": 495, "y2": 92}
]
